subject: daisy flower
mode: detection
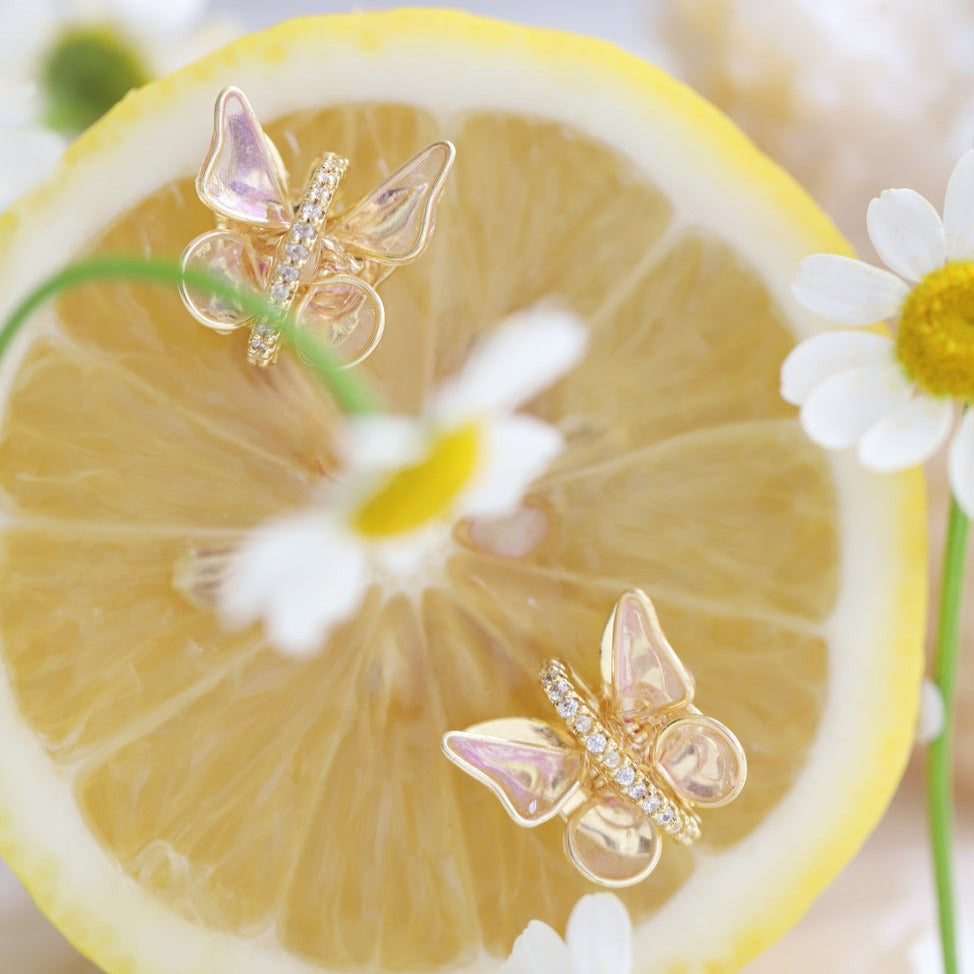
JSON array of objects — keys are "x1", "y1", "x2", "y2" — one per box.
[
  {"x1": 503, "y1": 893, "x2": 632, "y2": 974},
  {"x1": 0, "y1": 83, "x2": 64, "y2": 208},
  {"x1": 780, "y1": 148, "x2": 974, "y2": 517},
  {"x1": 0, "y1": 0, "x2": 238, "y2": 136},
  {"x1": 218, "y1": 308, "x2": 587, "y2": 658}
]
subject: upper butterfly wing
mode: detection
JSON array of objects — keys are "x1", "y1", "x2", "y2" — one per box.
[
  {"x1": 653, "y1": 715, "x2": 747, "y2": 807},
  {"x1": 600, "y1": 588, "x2": 695, "y2": 717},
  {"x1": 332, "y1": 141, "x2": 455, "y2": 263},
  {"x1": 442, "y1": 717, "x2": 581, "y2": 826},
  {"x1": 196, "y1": 86, "x2": 292, "y2": 228}
]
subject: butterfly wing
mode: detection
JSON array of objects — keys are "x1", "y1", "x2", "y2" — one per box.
[
  {"x1": 179, "y1": 229, "x2": 261, "y2": 333},
  {"x1": 332, "y1": 141, "x2": 455, "y2": 263},
  {"x1": 564, "y1": 795, "x2": 661, "y2": 888},
  {"x1": 600, "y1": 589, "x2": 695, "y2": 718},
  {"x1": 196, "y1": 86, "x2": 292, "y2": 228},
  {"x1": 442, "y1": 717, "x2": 582, "y2": 826},
  {"x1": 653, "y1": 715, "x2": 747, "y2": 807},
  {"x1": 295, "y1": 275, "x2": 385, "y2": 367}
]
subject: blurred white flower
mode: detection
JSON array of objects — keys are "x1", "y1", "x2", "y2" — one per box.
[
  {"x1": 0, "y1": 83, "x2": 65, "y2": 207},
  {"x1": 218, "y1": 308, "x2": 587, "y2": 657},
  {"x1": 781, "y1": 149, "x2": 974, "y2": 517},
  {"x1": 0, "y1": 0, "x2": 238, "y2": 135},
  {"x1": 503, "y1": 893, "x2": 632, "y2": 974},
  {"x1": 656, "y1": 0, "x2": 974, "y2": 254}
]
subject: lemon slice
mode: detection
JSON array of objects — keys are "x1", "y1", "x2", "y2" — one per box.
[{"x1": 0, "y1": 10, "x2": 925, "y2": 974}]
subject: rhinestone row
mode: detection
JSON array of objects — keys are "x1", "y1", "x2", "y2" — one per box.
[
  {"x1": 540, "y1": 660, "x2": 701, "y2": 845},
  {"x1": 247, "y1": 153, "x2": 349, "y2": 367}
]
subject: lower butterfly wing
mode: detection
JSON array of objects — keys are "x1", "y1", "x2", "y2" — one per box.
[
  {"x1": 653, "y1": 714, "x2": 747, "y2": 807},
  {"x1": 564, "y1": 795, "x2": 661, "y2": 888},
  {"x1": 179, "y1": 229, "x2": 261, "y2": 333},
  {"x1": 294, "y1": 275, "x2": 384, "y2": 367},
  {"x1": 442, "y1": 717, "x2": 582, "y2": 826},
  {"x1": 331, "y1": 141, "x2": 455, "y2": 264},
  {"x1": 600, "y1": 588, "x2": 695, "y2": 718}
]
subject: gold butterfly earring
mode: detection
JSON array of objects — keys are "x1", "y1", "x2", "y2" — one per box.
[
  {"x1": 442, "y1": 589, "x2": 747, "y2": 888},
  {"x1": 179, "y1": 86, "x2": 455, "y2": 368}
]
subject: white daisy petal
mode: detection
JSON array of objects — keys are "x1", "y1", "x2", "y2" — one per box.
[
  {"x1": 917, "y1": 678, "x2": 946, "y2": 745},
  {"x1": 565, "y1": 893, "x2": 632, "y2": 974},
  {"x1": 343, "y1": 415, "x2": 427, "y2": 473},
  {"x1": 106, "y1": 0, "x2": 210, "y2": 35},
  {"x1": 433, "y1": 307, "x2": 587, "y2": 418},
  {"x1": 948, "y1": 410, "x2": 974, "y2": 519},
  {"x1": 781, "y1": 331, "x2": 895, "y2": 405},
  {"x1": 792, "y1": 255, "x2": 909, "y2": 325},
  {"x1": 800, "y1": 363, "x2": 912, "y2": 449},
  {"x1": 503, "y1": 920, "x2": 575, "y2": 974},
  {"x1": 461, "y1": 415, "x2": 564, "y2": 518},
  {"x1": 943, "y1": 149, "x2": 974, "y2": 261},
  {"x1": 866, "y1": 188, "x2": 946, "y2": 282},
  {"x1": 857, "y1": 394, "x2": 954, "y2": 472},
  {"x1": 220, "y1": 512, "x2": 368, "y2": 657}
]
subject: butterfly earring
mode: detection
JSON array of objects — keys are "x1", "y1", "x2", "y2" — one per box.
[
  {"x1": 179, "y1": 86, "x2": 455, "y2": 368},
  {"x1": 442, "y1": 589, "x2": 747, "y2": 888}
]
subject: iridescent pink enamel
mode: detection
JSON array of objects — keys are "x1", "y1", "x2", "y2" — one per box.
[
  {"x1": 655, "y1": 716, "x2": 746, "y2": 806},
  {"x1": 179, "y1": 86, "x2": 455, "y2": 367},
  {"x1": 441, "y1": 588, "x2": 747, "y2": 888}
]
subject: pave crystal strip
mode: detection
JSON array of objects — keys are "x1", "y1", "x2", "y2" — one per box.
[
  {"x1": 247, "y1": 153, "x2": 349, "y2": 367},
  {"x1": 540, "y1": 660, "x2": 702, "y2": 845}
]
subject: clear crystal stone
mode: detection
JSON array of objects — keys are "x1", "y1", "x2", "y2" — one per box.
[
  {"x1": 586, "y1": 733, "x2": 607, "y2": 754},
  {"x1": 546, "y1": 678, "x2": 569, "y2": 701},
  {"x1": 602, "y1": 750, "x2": 621, "y2": 769},
  {"x1": 294, "y1": 222, "x2": 314, "y2": 239},
  {"x1": 285, "y1": 242, "x2": 309, "y2": 262},
  {"x1": 641, "y1": 794, "x2": 661, "y2": 814},
  {"x1": 659, "y1": 807, "x2": 675, "y2": 825},
  {"x1": 615, "y1": 766, "x2": 636, "y2": 787},
  {"x1": 278, "y1": 264, "x2": 299, "y2": 283},
  {"x1": 316, "y1": 171, "x2": 337, "y2": 188},
  {"x1": 628, "y1": 782, "x2": 647, "y2": 800},
  {"x1": 556, "y1": 697, "x2": 579, "y2": 719},
  {"x1": 301, "y1": 203, "x2": 323, "y2": 221},
  {"x1": 573, "y1": 714, "x2": 592, "y2": 734},
  {"x1": 269, "y1": 283, "x2": 290, "y2": 303}
]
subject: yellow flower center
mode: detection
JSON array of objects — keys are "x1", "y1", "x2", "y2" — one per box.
[
  {"x1": 352, "y1": 424, "x2": 480, "y2": 537},
  {"x1": 896, "y1": 260, "x2": 974, "y2": 401}
]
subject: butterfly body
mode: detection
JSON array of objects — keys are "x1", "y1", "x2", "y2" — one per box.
[
  {"x1": 179, "y1": 87, "x2": 455, "y2": 367},
  {"x1": 442, "y1": 589, "x2": 747, "y2": 888}
]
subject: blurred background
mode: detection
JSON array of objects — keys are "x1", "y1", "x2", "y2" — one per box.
[{"x1": 0, "y1": 1, "x2": 972, "y2": 972}]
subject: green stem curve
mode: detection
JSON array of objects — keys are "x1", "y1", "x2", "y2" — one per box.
[
  {"x1": 928, "y1": 480, "x2": 970, "y2": 974},
  {"x1": 0, "y1": 255, "x2": 379, "y2": 415}
]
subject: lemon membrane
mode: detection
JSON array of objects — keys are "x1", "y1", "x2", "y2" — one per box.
[{"x1": 0, "y1": 10, "x2": 924, "y2": 974}]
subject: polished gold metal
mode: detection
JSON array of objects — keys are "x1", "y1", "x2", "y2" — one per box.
[
  {"x1": 442, "y1": 588, "x2": 747, "y2": 888},
  {"x1": 179, "y1": 86, "x2": 455, "y2": 367}
]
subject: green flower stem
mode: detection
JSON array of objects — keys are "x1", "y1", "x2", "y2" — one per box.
[
  {"x1": 928, "y1": 486, "x2": 970, "y2": 974},
  {"x1": 0, "y1": 255, "x2": 380, "y2": 415}
]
